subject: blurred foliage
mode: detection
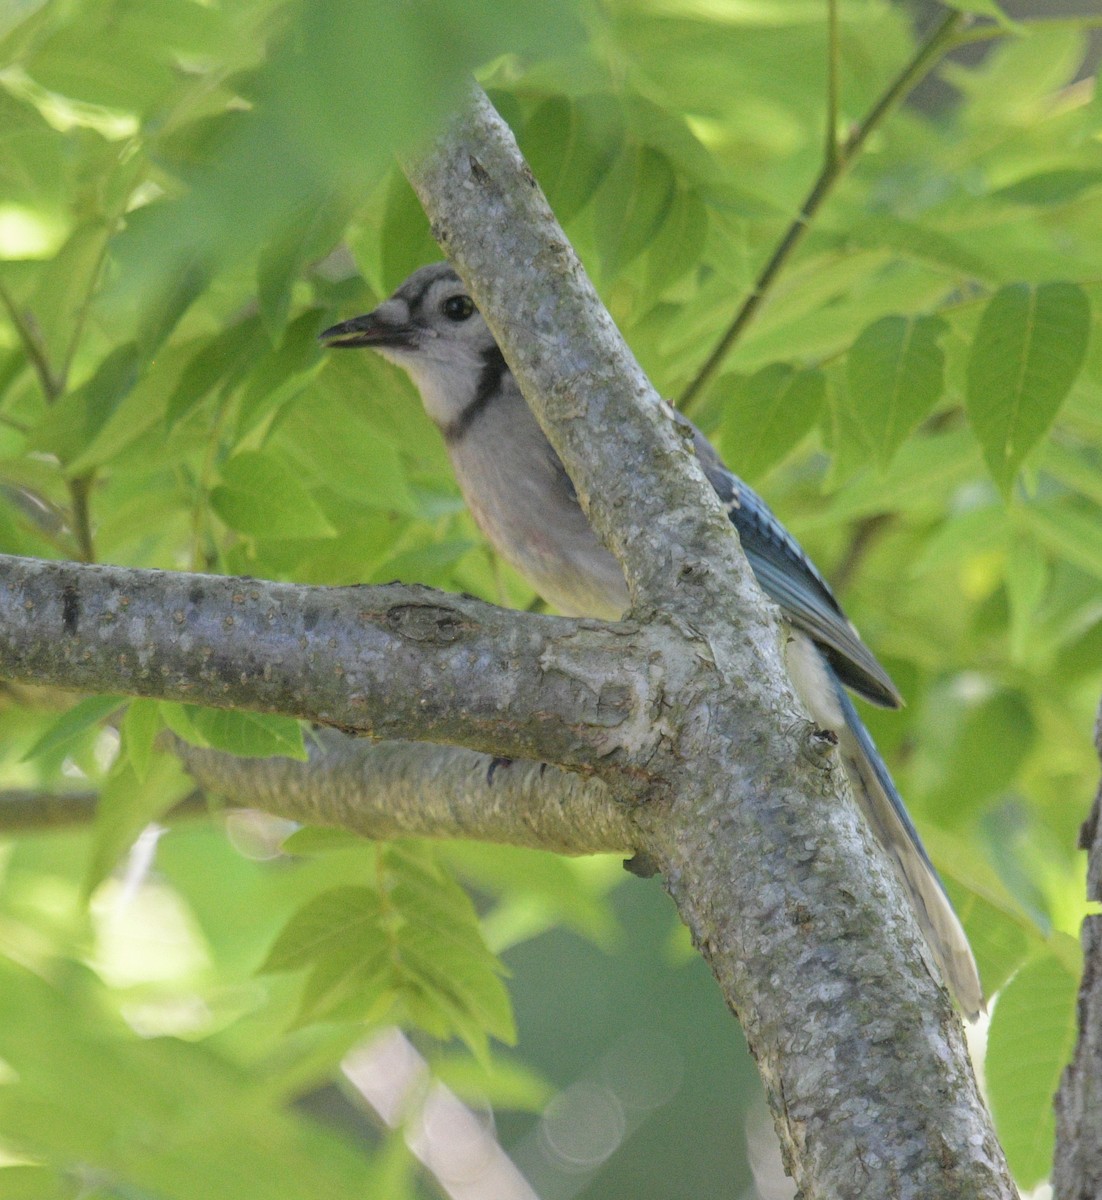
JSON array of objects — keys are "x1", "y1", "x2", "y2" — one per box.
[{"x1": 0, "y1": 0, "x2": 1100, "y2": 1195}]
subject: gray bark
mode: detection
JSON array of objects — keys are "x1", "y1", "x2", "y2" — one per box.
[
  {"x1": 1052, "y1": 699, "x2": 1102, "y2": 1200},
  {"x1": 0, "y1": 557, "x2": 650, "y2": 775},
  {"x1": 174, "y1": 730, "x2": 633, "y2": 856},
  {"x1": 0, "y1": 731, "x2": 633, "y2": 854}
]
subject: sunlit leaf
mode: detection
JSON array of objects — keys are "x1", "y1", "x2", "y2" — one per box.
[
  {"x1": 0, "y1": 958, "x2": 380, "y2": 1200},
  {"x1": 263, "y1": 848, "x2": 513, "y2": 1052},
  {"x1": 22, "y1": 693, "x2": 123, "y2": 762},
  {"x1": 986, "y1": 952, "x2": 1080, "y2": 1188},
  {"x1": 965, "y1": 283, "x2": 1091, "y2": 490},
  {"x1": 121, "y1": 697, "x2": 161, "y2": 782},
  {"x1": 522, "y1": 93, "x2": 625, "y2": 225},
  {"x1": 593, "y1": 143, "x2": 676, "y2": 276},
  {"x1": 847, "y1": 314, "x2": 947, "y2": 470},
  {"x1": 84, "y1": 754, "x2": 195, "y2": 895},
  {"x1": 714, "y1": 364, "x2": 825, "y2": 481},
  {"x1": 210, "y1": 450, "x2": 336, "y2": 540},
  {"x1": 164, "y1": 704, "x2": 308, "y2": 761}
]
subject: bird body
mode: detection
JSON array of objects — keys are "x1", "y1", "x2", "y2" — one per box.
[{"x1": 321, "y1": 262, "x2": 984, "y2": 1019}]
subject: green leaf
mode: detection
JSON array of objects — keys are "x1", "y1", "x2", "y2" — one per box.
[
  {"x1": 32, "y1": 342, "x2": 142, "y2": 464},
  {"x1": 27, "y1": 217, "x2": 114, "y2": 368},
  {"x1": 135, "y1": 258, "x2": 211, "y2": 357},
  {"x1": 165, "y1": 317, "x2": 265, "y2": 429},
  {"x1": 522, "y1": 94, "x2": 625, "y2": 225},
  {"x1": 846, "y1": 315, "x2": 947, "y2": 470},
  {"x1": 282, "y1": 825, "x2": 367, "y2": 856},
  {"x1": 443, "y1": 842, "x2": 619, "y2": 950},
  {"x1": 210, "y1": 450, "x2": 336, "y2": 540},
  {"x1": 258, "y1": 194, "x2": 352, "y2": 339},
  {"x1": 715, "y1": 364, "x2": 825, "y2": 481},
  {"x1": 986, "y1": 953, "x2": 1079, "y2": 1187},
  {"x1": 263, "y1": 848, "x2": 513, "y2": 1049},
  {"x1": 85, "y1": 754, "x2": 195, "y2": 896},
  {"x1": 430, "y1": 1052, "x2": 553, "y2": 1112},
  {"x1": 235, "y1": 309, "x2": 327, "y2": 436},
  {"x1": 0, "y1": 1165, "x2": 72, "y2": 1199},
  {"x1": 263, "y1": 886, "x2": 385, "y2": 974},
  {"x1": 926, "y1": 691, "x2": 1036, "y2": 825},
  {"x1": 379, "y1": 170, "x2": 441, "y2": 293},
  {"x1": 121, "y1": 698, "x2": 161, "y2": 781},
  {"x1": 22, "y1": 694, "x2": 123, "y2": 762},
  {"x1": 273, "y1": 389, "x2": 416, "y2": 514},
  {"x1": 813, "y1": 428, "x2": 979, "y2": 524},
  {"x1": 593, "y1": 144, "x2": 676, "y2": 277},
  {"x1": 644, "y1": 186, "x2": 708, "y2": 295},
  {"x1": 965, "y1": 283, "x2": 1091, "y2": 491},
  {"x1": 1005, "y1": 538, "x2": 1048, "y2": 664},
  {"x1": 992, "y1": 168, "x2": 1102, "y2": 208},
  {"x1": 159, "y1": 700, "x2": 208, "y2": 747},
  {"x1": 165, "y1": 705, "x2": 308, "y2": 760},
  {"x1": 1041, "y1": 441, "x2": 1102, "y2": 507},
  {"x1": 1021, "y1": 501, "x2": 1102, "y2": 582},
  {"x1": 0, "y1": 958, "x2": 379, "y2": 1200}
]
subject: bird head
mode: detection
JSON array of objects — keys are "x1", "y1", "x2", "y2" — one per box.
[{"x1": 320, "y1": 262, "x2": 502, "y2": 430}]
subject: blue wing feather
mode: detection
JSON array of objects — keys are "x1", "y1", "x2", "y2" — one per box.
[{"x1": 685, "y1": 419, "x2": 903, "y2": 709}]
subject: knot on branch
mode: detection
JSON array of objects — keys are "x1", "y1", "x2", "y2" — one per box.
[{"x1": 381, "y1": 603, "x2": 471, "y2": 645}]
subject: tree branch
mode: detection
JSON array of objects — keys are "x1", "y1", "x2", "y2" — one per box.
[
  {"x1": 0, "y1": 786, "x2": 201, "y2": 831},
  {"x1": 0, "y1": 730, "x2": 634, "y2": 856},
  {"x1": 1053, "y1": 698, "x2": 1102, "y2": 1200},
  {"x1": 174, "y1": 729, "x2": 634, "y2": 856},
  {"x1": 0, "y1": 555, "x2": 654, "y2": 776}
]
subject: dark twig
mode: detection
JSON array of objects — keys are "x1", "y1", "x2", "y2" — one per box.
[
  {"x1": 67, "y1": 475, "x2": 96, "y2": 564},
  {"x1": 678, "y1": 9, "x2": 967, "y2": 413},
  {"x1": 0, "y1": 786, "x2": 207, "y2": 832},
  {"x1": 831, "y1": 513, "x2": 895, "y2": 594}
]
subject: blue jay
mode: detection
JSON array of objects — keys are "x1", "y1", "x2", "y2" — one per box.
[{"x1": 320, "y1": 262, "x2": 984, "y2": 1018}]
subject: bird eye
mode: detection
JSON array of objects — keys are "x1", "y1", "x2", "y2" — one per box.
[{"x1": 442, "y1": 294, "x2": 475, "y2": 321}]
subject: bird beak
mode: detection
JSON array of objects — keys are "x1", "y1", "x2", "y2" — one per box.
[{"x1": 318, "y1": 311, "x2": 415, "y2": 350}]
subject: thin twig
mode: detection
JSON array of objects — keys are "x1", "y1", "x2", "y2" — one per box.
[
  {"x1": 0, "y1": 280, "x2": 61, "y2": 403},
  {"x1": 0, "y1": 786, "x2": 207, "y2": 833},
  {"x1": 831, "y1": 512, "x2": 894, "y2": 594},
  {"x1": 67, "y1": 474, "x2": 97, "y2": 564},
  {"x1": 0, "y1": 282, "x2": 96, "y2": 557},
  {"x1": 825, "y1": 0, "x2": 841, "y2": 172},
  {"x1": 59, "y1": 234, "x2": 113, "y2": 391},
  {"x1": 189, "y1": 385, "x2": 235, "y2": 572},
  {"x1": 678, "y1": 9, "x2": 967, "y2": 413}
]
